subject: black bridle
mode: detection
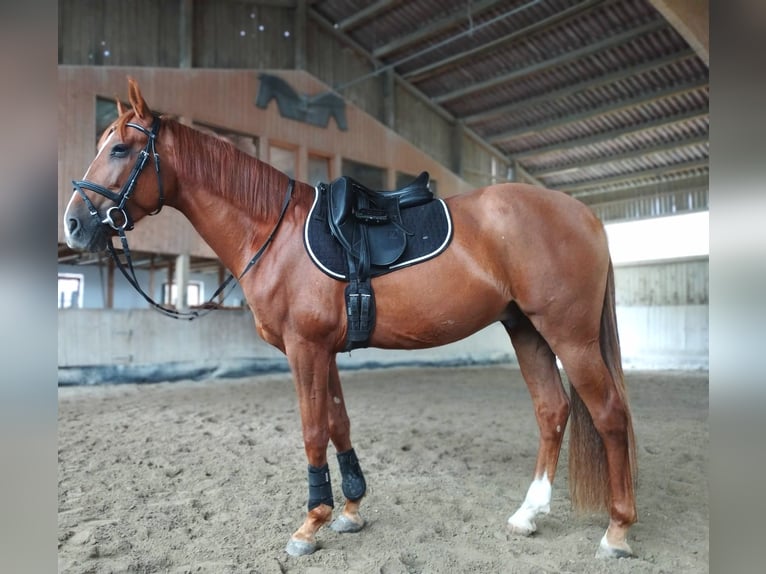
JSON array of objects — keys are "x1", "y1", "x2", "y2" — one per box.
[
  {"x1": 71, "y1": 115, "x2": 294, "y2": 320},
  {"x1": 73, "y1": 115, "x2": 164, "y2": 232}
]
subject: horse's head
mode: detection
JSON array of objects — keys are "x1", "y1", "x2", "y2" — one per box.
[{"x1": 64, "y1": 78, "x2": 170, "y2": 252}]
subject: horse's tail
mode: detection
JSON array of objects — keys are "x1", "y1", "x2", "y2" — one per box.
[{"x1": 568, "y1": 258, "x2": 637, "y2": 512}]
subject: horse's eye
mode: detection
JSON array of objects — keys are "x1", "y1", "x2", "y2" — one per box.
[{"x1": 110, "y1": 144, "x2": 130, "y2": 158}]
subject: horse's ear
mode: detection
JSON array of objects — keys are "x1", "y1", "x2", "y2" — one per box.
[
  {"x1": 116, "y1": 98, "x2": 126, "y2": 116},
  {"x1": 127, "y1": 76, "x2": 150, "y2": 119}
]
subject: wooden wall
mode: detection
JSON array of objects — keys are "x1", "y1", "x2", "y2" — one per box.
[
  {"x1": 615, "y1": 258, "x2": 709, "y2": 306},
  {"x1": 57, "y1": 0, "x2": 502, "y2": 188},
  {"x1": 58, "y1": 66, "x2": 475, "y2": 256},
  {"x1": 58, "y1": 0, "x2": 182, "y2": 66}
]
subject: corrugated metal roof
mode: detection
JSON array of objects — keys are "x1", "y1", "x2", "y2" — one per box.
[{"x1": 312, "y1": 0, "x2": 709, "y2": 212}]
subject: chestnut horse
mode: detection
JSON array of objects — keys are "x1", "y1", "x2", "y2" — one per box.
[{"x1": 63, "y1": 79, "x2": 637, "y2": 559}]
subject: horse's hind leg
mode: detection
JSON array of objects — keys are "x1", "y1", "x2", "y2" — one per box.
[
  {"x1": 557, "y1": 342, "x2": 637, "y2": 558},
  {"x1": 502, "y1": 311, "x2": 570, "y2": 536},
  {"x1": 326, "y1": 356, "x2": 367, "y2": 534}
]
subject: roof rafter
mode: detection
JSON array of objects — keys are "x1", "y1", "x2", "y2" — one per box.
[
  {"x1": 509, "y1": 107, "x2": 708, "y2": 160},
  {"x1": 462, "y1": 48, "x2": 695, "y2": 125},
  {"x1": 404, "y1": 0, "x2": 606, "y2": 84},
  {"x1": 372, "y1": 0, "x2": 500, "y2": 59},
  {"x1": 432, "y1": 18, "x2": 667, "y2": 105},
  {"x1": 571, "y1": 172, "x2": 709, "y2": 200},
  {"x1": 487, "y1": 78, "x2": 708, "y2": 144},
  {"x1": 557, "y1": 158, "x2": 709, "y2": 192},
  {"x1": 336, "y1": 0, "x2": 402, "y2": 32},
  {"x1": 531, "y1": 135, "x2": 709, "y2": 178}
]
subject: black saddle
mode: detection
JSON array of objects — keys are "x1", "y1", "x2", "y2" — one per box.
[{"x1": 327, "y1": 171, "x2": 433, "y2": 276}]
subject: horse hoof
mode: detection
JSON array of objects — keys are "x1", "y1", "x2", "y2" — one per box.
[
  {"x1": 507, "y1": 516, "x2": 536, "y2": 536},
  {"x1": 330, "y1": 513, "x2": 365, "y2": 533},
  {"x1": 285, "y1": 537, "x2": 317, "y2": 557},
  {"x1": 595, "y1": 534, "x2": 634, "y2": 559}
]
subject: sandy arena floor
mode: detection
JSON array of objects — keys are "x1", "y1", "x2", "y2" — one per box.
[{"x1": 58, "y1": 366, "x2": 708, "y2": 573}]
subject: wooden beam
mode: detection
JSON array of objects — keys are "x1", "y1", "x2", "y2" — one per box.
[
  {"x1": 337, "y1": 0, "x2": 401, "y2": 32},
  {"x1": 571, "y1": 172, "x2": 708, "y2": 200},
  {"x1": 530, "y1": 136, "x2": 708, "y2": 178},
  {"x1": 432, "y1": 19, "x2": 667, "y2": 105},
  {"x1": 488, "y1": 78, "x2": 708, "y2": 144},
  {"x1": 373, "y1": 0, "x2": 500, "y2": 59},
  {"x1": 649, "y1": 0, "x2": 708, "y2": 66},
  {"x1": 462, "y1": 49, "x2": 695, "y2": 125},
  {"x1": 405, "y1": 0, "x2": 606, "y2": 84},
  {"x1": 307, "y1": 6, "x2": 512, "y2": 169},
  {"x1": 308, "y1": 8, "x2": 454, "y2": 122},
  {"x1": 514, "y1": 160, "x2": 543, "y2": 187},
  {"x1": 557, "y1": 159, "x2": 709, "y2": 192},
  {"x1": 510, "y1": 107, "x2": 708, "y2": 160}
]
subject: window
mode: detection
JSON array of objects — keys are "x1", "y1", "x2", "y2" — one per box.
[
  {"x1": 308, "y1": 154, "x2": 330, "y2": 186},
  {"x1": 270, "y1": 145, "x2": 296, "y2": 178},
  {"x1": 58, "y1": 273, "x2": 84, "y2": 309},
  {"x1": 96, "y1": 97, "x2": 120, "y2": 140},
  {"x1": 163, "y1": 281, "x2": 204, "y2": 307},
  {"x1": 342, "y1": 159, "x2": 385, "y2": 189},
  {"x1": 398, "y1": 171, "x2": 438, "y2": 195},
  {"x1": 396, "y1": 171, "x2": 418, "y2": 188},
  {"x1": 605, "y1": 211, "x2": 709, "y2": 264},
  {"x1": 194, "y1": 122, "x2": 259, "y2": 157}
]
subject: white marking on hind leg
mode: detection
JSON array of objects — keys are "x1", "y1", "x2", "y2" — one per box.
[{"x1": 507, "y1": 473, "x2": 552, "y2": 536}]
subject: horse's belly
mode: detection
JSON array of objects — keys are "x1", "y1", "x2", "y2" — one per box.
[{"x1": 368, "y1": 279, "x2": 508, "y2": 349}]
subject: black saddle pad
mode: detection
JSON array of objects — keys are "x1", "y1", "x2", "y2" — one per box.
[{"x1": 304, "y1": 186, "x2": 453, "y2": 281}]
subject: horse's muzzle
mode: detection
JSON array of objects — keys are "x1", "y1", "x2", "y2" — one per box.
[{"x1": 64, "y1": 210, "x2": 109, "y2": 252}]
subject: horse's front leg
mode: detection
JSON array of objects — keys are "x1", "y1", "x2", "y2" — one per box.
[
  {"x1": 327, "y1": 356, "x2": 367, "y2": 534},
  {"x1": 285, "y1": 345, "x2": 335, "y2": 557}
]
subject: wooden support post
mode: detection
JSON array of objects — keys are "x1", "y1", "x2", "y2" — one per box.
[
  {"x1": 331, "y1": 154, "x2": 342, "y2": 180},
  {"x1": 294, "y1": 0, "x2": 307, "y2": 70},
  {"x1": 179, "y1": 0, "x2": 194, "y2": 68},
  {"x1": 166, "y1": 259, "x2": 175, "y2": 307},
  {"x1": 383, "y1": 69, "x2": 396, "y2": 130},
  {"x1": 452, "y1": 120, "x2": 465, "y2": 178},
  {"x1": 386, "y1": 168, "x2": 396, "y2": 190},
  {"x1": 106, "y1": 258, "x2": 114, "y2": 309},
  {"x1": 218, "y1": 264, "x2": 226, "y2": 305},
  {"x1": 148, "y1": 254, "x2": 156, "y2": 302},
  {"x1": 649, "y1": 0, "x2": 708, "y2": 66},
  {"x1": 175, "y1": 253, "x2": 190, "y2": 312},
  {"x1": 297, "y1": 145, "x2": 308, "y2": 184}
]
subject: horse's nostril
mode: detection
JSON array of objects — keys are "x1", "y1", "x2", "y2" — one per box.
[{"x1": 67, "y1": 217, "x2": 80, "y2": 234}]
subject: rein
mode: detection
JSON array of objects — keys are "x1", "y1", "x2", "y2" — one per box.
[{"x1": 72, "y1": 116, "x2": 295, "y2": 321}]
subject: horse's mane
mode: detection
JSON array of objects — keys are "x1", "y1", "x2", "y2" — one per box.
[{"x1": 114, "y1": 112, "x2": 292, "y2": 220}]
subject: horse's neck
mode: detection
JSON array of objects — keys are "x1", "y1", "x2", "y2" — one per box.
[
  {"x1": 173, "y1": 186, "x2": 258, "y2": 277},
  {"x1": 168, "y1": 140, "x2": 288, "y2": 280}
]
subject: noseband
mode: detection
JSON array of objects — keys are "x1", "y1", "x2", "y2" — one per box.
[
  {"x1": 72, "y1": 115, "x2": 164, "y2": 231},
  {"x1": 71, "y1": 115, "x2": 294, "y2": 320}
]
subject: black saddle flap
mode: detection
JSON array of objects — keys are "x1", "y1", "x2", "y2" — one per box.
[
  {"x1": 337, "y1": 216, "x2": 406, "y2": 267},
  {"x1": 367, "y1": 224, "x2": 406, "y2": 266}
]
